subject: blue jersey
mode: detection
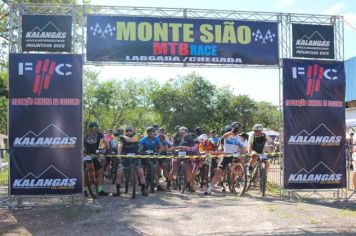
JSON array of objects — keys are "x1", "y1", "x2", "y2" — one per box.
[{"x1": 140, "y1": 136, "x2": 160, "y2": 152}]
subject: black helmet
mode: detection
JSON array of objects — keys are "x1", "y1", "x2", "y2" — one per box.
[
  {"x1": 146, "y1": 127, "x2": 155, "y2": 133},
  {"x1": 224, "y1": 125, "x2": 232, "y2": 132},
  {"x1": 88, "y1": 121, "x2": 99, "y2": 128},
  {"x1": 194, "y1": 127, "x2": 203, "y2": 136},
  {"x1": 125, "y1": 126, "x2": 134, "y2": 132},
  {"x1": 231, "y1": 121, "x2": 242, "y2": 132}
]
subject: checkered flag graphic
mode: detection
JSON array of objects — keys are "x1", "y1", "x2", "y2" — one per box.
[
  {"x1": 252, "y1": 29, "x2": 276, "y2": 44},
  {"x1": 90, "y1": 23, "x2": 116, "y2": 39}
]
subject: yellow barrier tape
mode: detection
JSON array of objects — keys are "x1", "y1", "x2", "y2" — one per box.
[{"x1": 94, "y1": 152, "x2": 284, "y2": 159}]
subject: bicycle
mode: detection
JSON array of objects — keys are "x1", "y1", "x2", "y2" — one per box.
[
  {"x1": 142, "y1": 150, "x2": 156, "y2": 194},
  {"x1": 171, "y1": 151, "x2": 186, "y2": 193},
  {"x1": 84, "y1": 154, "x2": 99, "y2": 198},
  {"x1": 246, "y1": 153, "x2": 268, "y2": 197},
  {"x1": 123, "y1": 153, "x2": 138, "y2": 199}
]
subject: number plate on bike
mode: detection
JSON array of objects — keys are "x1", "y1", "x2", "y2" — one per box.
[
  {"x1": 127, "y1": 153, "x2": 136, "y2": 156},
  {"x1": 233, "y1": 152, "x2": 239, "y2": 158},
  {"x1": 259, "y1": 154, "x2": 267, "y2": 161},
  {"x1": 178, "y1": 151, "x2": 186, "y2": 157},
  {"x1": 83, "y1": 155, "x2": 92, "y2": 161}
]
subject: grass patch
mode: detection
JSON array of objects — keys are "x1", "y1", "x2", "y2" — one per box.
[
  {"x1": 337, "y1": 208, "x2": 356, "y2": 218},
  {"x1": 309, "y1": 218, "x2": 322, "y2": 225},
  {"x1": 0, "y1": 167, "x2": 8, "y2": 186},
  {"x1": 266, "y1": 182, "x2": 280, "y2": 196}
]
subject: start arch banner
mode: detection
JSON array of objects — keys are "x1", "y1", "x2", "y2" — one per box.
[{"x1": 86, "y1": 15, "x2": 279, "y2": 65}]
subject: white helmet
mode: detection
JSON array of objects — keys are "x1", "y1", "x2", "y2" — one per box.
[
  {"x1": 253, "y1": 124, "x2": 264, "y2": 131},
  {"x1": 197, "y1": 134, "x2": 209, "y2": 143}
]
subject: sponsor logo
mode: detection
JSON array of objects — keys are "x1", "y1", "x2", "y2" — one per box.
[
  {"x1": 13, "y1": 123, "x2": 77, "y2": 148},
  {"x1": 18, "y1": 60, "x2": 72, "y2": 96},
  {"x1": 288, "y1": 162, "x2": 342, "y2": 184},
  {"x1": 292, "y1": 64, "x2": 338, "y2": 97},
  {"x1": 295, "y1": 30, "x2": 330, "y2": 48},
  {"x1": 252, "y1": 29, "x2": 276, "y2": 44},
  {"x1": 288, "y1": 123, "x2": 341, "y2": 146},
  {"x1": 25, "y1": 21, "x2": 66, "y2": 39},
  {"x1": 12, "y1": 165, "x2": 77, "y2": 189},
  {"x1": 90, "y1": 22, "x2": 116, "y2": 38}
]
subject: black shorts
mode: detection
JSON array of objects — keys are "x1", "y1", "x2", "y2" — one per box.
[{"x1": 218, "y1": 156, "x2": 241, "y2": 169}]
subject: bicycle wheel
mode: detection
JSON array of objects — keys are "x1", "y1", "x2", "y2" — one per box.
[
  {"x1": 232, "y1": 163, "x2": 247, "y2": 196},
  {"x1": 131, "y1": 163, "x2": 137, "y2": 199},
  {"x1": 259, "y1": 162, "x2": 267, "y2": 197},
  {"x1": 245, "y1": 164, "x2": 258, "y2": 192},
  {"x1": 85, "y1": 163, "x2": 98, "y2": 199},
  {"x1": 111, "y1": 158, "x2": 118, "y2": 184},
  {"x1": 178, "y1": 161, "x2": 186, "y2": 194},
  {"x1": 124, "y1": 166, "x2": 129, "y2": 194},
  {"x1": 226, "y1": 165, "x2": 233, "y2": 193},
  {"x1": 147, "y1": 161, "x2": 155, "y2": 193}
]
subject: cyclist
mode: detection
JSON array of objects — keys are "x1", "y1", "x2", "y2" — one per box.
[
  {"x1": 247, "y1": 124, "x2": 277, "y2": 177},
  {"x1": 209, "y1": 130, "x2": 220, "y2": 151},
  {"x1": 204, "y1": 122, "x2": 246, "y2": 195},
  {"x1": 118, "y1": 126, "x2": 148, "y2": 196},
  {"x1": 167, "y1": 126, "x2": 197, "y2": 192},
  {"x1": 84, "y1": 121, "x2": 108, "y2": 196},
  {"x1": 140, "y1": 127, "x2": 164, "y2": 191}
]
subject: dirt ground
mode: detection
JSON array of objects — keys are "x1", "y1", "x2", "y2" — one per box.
[{"x1": 1, "y1": 187, "x2": 356, "y2": 236}]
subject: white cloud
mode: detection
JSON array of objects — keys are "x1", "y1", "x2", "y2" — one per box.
[
  {"x1": 344, "y1": 13, "x2": 356, "y2": 26},
  {"x1": 273, "y1": 0, "x2": 295, "y2": 9},
  {"x1": 323, "y1": 2, "x2": 346, "y2": 15}
]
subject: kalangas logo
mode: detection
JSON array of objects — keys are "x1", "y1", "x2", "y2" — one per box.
[
  {"x1": 12, "y1": 165, "x2": 77, "y2": 189},
  {"x1": 13, "y1": 123, "x2": 77, "y2": 148},
  {"x1": 18, "y1": 60, "x2": 72, "y2": 96},
  {"x1": 292, "y1": 64, "x2": 338, "y2": 98},
  {"x1": 288, "y1": 161, "x2": 342, "y2": 184},
  {"x1": 288, "y1": 123, "x2": 341, "y2": 146}
]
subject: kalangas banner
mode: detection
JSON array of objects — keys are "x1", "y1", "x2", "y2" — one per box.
[
  {"x1": 9, "y1": 53, "x2": 82, "y2": 195},
  {"x1": 283, "y1": 58, "x2": 346, "y2": 189},
  {"x1": 87, "y1": 15, "x2": 279, "y2": 65}
]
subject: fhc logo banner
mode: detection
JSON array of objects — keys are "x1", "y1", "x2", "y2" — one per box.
[{"x1": 9, "y1": 53, "x2": 81, "y2": 98}]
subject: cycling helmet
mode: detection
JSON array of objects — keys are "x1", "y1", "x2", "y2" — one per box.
[
  {"x1": 197, "y1": 134, "x2": 209, "y2": 143},
  {"x1": 253, "y1": 124, "x2": 264, "y2": 131},
  {"x1": 194, "y1": 127, "x2": 203, "y2": 136},
  {"x1": 231, "y1": 121, "x2": 242, "y2": 130},
  {"x1": 175, "y1": 125, "x2": 181, "y2": 131},
  {"x1": 224, "y1": 125, "x2": 233, "y2": 133},
  {"x1": 88, "y1": 121, "x2": 99, "y2": 128},
  {"x1": 152, "y1": 124, "x2": 159, "y2": 131},
  {"x1": 125, "y1": 126, "x2": 134, "y2": 132},
  {"x1": 210, "y1": 129, "x2": 216, "y2": 133},
  {"x1": 146, "y1": 127, "x2": 155, "y2": 133}
]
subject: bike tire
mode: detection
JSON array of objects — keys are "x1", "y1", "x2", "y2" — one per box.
[
  {"x1": 85, "y1": 164, "x2": 98, "y2": 199},
  {"x1": 124, "y1": 166, "x2": 129, "y2": 194},
  {"x1": 131, "y1": 163, "x2": 137, "y2": 199},
  {"x1": 259, "y1": 162, "x2": 267, "y2": 197},
  {"x1": 148, "y1": 162, "x2": 155, "y2": 193},
  {"x1": 246, "y1": 164, "x2": 258, "y2": 192},
  {"x1": 111, "y1": 158, "x2": 118, "y2": 184},
  {"x1": 178, "y1": 161, "x2": 186, "y2": 194},
  {"x1": 233, "y1": 163, "x2": 247, "y2": 196},
  {"x1": 226, "y1": 165, "x2": 233, "y2": 193}
]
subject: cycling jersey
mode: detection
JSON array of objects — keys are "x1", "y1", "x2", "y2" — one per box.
[
  {"x1": 248, "y1": 132, "x2": 272, "y2": 154},
  {"x1": 121, "y1": 136, "x2": 139, "y2": 154},
  {"x1": 140, "y1": 136, "x2": 160, "y2": 152},
  {"x1": 224, "y1": 134, "x2": 245, "y2": 154},
  {"x1": 84, "y1": 131, "x2": 103, "y2": 154}
]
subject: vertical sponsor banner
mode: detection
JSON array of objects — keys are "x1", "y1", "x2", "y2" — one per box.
[
  {"x1": 22, "y1": 15, "x2": 72, "y2": 52},
  {"x1": 292, "y1": 24, "x2": 334, "y2": 59},
  {"x1": 9, "y1": 53, "x2": 82, "y2": 195},
  {"x1": 283, "y1": 59, "x2": 346, "y2": 189},
  {"x1": 87, "y1": 15, "x2": 279, "y2": 65}
]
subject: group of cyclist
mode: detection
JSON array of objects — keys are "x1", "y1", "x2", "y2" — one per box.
[{"x1": 84, "y1": 121, "x2": 279, "y2": 197}]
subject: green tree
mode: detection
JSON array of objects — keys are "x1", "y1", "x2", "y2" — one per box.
[
  {"x1": 254, "y1": 101, "x2": 281, "y2": 131},
  {"x1": 151, "y1": 73, "x2": 215, "y2": 132}
]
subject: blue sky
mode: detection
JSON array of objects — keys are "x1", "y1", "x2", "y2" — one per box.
[{"x1": 88, "y1": 0, "x2": 356, "y2": 105}]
